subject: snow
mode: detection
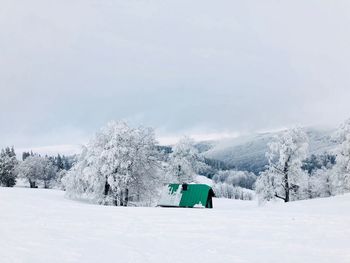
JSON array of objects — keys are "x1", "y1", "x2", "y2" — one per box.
[
  {"x1": 195, "y1": 175, "x2": 213, "y2": 186},
  {"x1": 1, "y1": 187, "x2": 350, "y2": 263},
  {"x1": 193, "y1": 202, "x2": 204, "y2": 208},
  {"x1": 157, "y1": 185, "x2": 183, "y2": 207}
]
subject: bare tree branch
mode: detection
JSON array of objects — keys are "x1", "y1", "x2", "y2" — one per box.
[{"x1": 275, "y1": 193, "x2": 286, "y2": 201}]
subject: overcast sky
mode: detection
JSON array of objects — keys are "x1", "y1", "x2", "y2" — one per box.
[{"x1": 1, "y1": 0, "x2": 350, "y2": 154}]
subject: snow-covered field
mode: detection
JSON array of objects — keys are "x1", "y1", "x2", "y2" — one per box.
[{"x1": 1, "y1": 188, "x2": 349, "y2": 263}]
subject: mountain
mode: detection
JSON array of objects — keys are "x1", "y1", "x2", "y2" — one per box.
[{"x1": 201, "y1": 127, "x2": 337, "y2": 174}]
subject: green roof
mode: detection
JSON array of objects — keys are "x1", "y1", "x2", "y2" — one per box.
[{"x1": 158, "y1": 184, "x2": 215, "y2": 208}]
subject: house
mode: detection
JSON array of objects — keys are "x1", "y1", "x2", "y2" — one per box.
[{"x1": 157, "y1": 183, "x2": 215, "y2": 208}]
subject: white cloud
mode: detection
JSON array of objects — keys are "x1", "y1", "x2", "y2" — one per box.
[{"x1": 1, "y1": 0, "x2": 350, "y2": 150}]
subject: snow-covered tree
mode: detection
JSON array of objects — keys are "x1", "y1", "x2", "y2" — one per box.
[
  {"x1": 166, "y1": 137, "x2": 208, "y2": 183},
  {"x1": 309, "y1": 168, "x2": 335, "y2": 198},
  {"x1": 17, "y1": 156, "x2": 42, "y2": 188},
  {"x1": 22, "y1": 151, "x2": 32, "y2": 161},
  {"x1": 254, "y1": 169, "x2": 277, "y2": 202},
  {"x1": 56, "y1": 169, "x2": 68, "y2": 189},
  {"x1": 212, "y1": 170, "x2": 257, "y2": 189},
  {"x1": 302, "y1": 153, "x2": 335, "y2": 174},
  {"x1": 41, "y1": 160, "x2": 58, "y2": 188},
  {"x1": 331, "y1": 119, "x2": 350, "y2": 193},
  {"x1": 0, "y1": 147, "x2": 18, "y2": 187},
  {"x1": 213, "y1": 182, "x2": 254, "y2": 200},
  {"x1": 16, "y1": 155, "x2": 57, "y2": 188},
  {"x1": 63, "y1": 121, "x2": 162, "y2": 206},
  {"x1": 62, "y1": 146, "x2": 94, "y2": 196},
  {"x1": 255, "y1": 128, "x2": 309, "y2": 202}
]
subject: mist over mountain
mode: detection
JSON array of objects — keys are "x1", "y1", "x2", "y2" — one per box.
[{"x1": 198, "y1": 127, "x2": 337, "y2": 174}]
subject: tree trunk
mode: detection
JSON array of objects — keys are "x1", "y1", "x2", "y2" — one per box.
[
  {"x1": 114, "y1": 190, "x2": 119, "y2": 206},
  {"x1": 326, "y1": 177, "x2": 332, "y2": 196},
  {"x1": 283, "y1": 158, "x2": 290, "y2": 203},
  {"x1": 104, "y1": 181, "x2": 110, "y2": 196},
  {"x1": 284, "y1": 174, "x2": 289, "y2": 202},
  {"x1": 119, "y1": 193, "x2": 123, "y2": 206},
  {"x1": 124, "y1": 188, "x2": 129, "y2": 207},
  {"x1": 6, "y1": 180, "x2": 10, "y2": 187},
  {"x1": 29, "y1": 180, "x2": 36, "y2": 188}
]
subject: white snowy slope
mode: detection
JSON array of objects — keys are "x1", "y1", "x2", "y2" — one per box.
[{"x1": 0, "y1": 188, "x2": 350, "y2": 263}]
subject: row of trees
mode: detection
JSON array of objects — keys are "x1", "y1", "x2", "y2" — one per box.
[
  {"x1": 63, "y1": 121, "x2": 208, "y2": 206},
  {"x1": 255, "y1": 119, "x2": 350, "y2": 202},
  {"x1": 17, "y1": 155, "x2": 58, "y2": 188},
  {"x1": 0, "y1": 121, "x2": 219, "y2": 207},
  {"x1": 213, "y1": 183, "x2": 254, "y2": 200},
  {"x1": 5, "y1": 119, "x2": 350, "y2": 206},
  {"x1": 22, "y1": 152, "x2": 75, "y2": 171},
  {"x1": 212, "y1": 170, "x2": 257, "y2": 189},
  {"x1": 212, "y1": 170, "x2": 256, "y2": 200},
  {"x1": 0, "y1": 148, "x2": 74, "y2": 189}
]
